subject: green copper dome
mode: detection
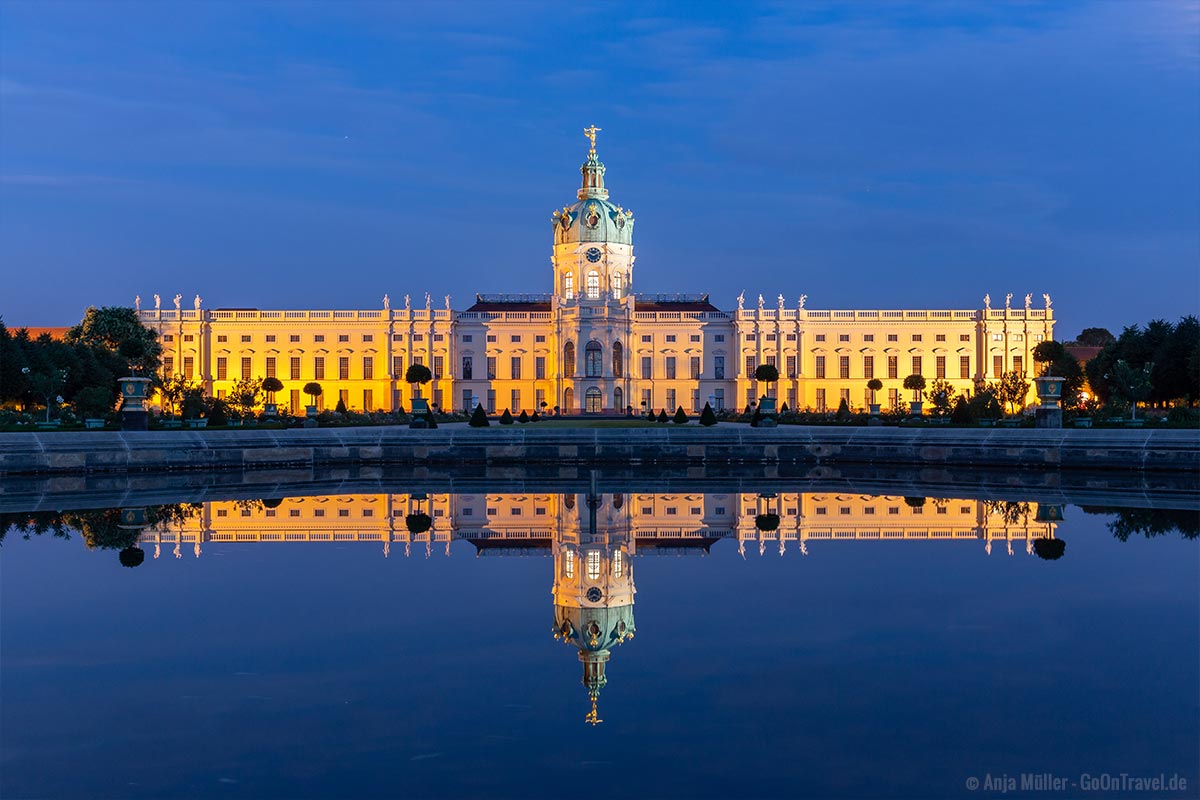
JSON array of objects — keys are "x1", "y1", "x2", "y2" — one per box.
[{"x1": 552, "y1": 148, "x2": 635, "y2": 246}]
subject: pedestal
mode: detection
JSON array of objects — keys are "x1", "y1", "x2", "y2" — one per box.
[
  {"x1": 1035, "y1": 407, "x2": 1063, "y2": 428},
  {"x1": 121, "y1": 409, "x2": 148, "y2": 431}
]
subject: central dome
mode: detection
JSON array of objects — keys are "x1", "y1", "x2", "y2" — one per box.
[{"x1": 552, "y1": 149, "x2": 635, "y2": 246}]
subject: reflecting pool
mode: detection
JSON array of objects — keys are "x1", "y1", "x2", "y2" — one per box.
[{"x1": 2, "y1": 487, "x2": 1197, "y2": 799}]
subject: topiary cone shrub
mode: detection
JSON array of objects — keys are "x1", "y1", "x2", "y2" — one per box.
[
  {"x1": 469, "y1": 405, "x2": 490, "y2": 427},
  {"x1": 755, "y1": 513, "x2": 781, "y2": 531},
  {"x1": 657, "y1": 409, "x2": 669, "y2": 423},
  {"x1": 499, "y1": 408, "x2": 514, "y2": 425},
  {"x1": 405, "y1": 512, "x2": 432, "y2": 534},
  {"x1": 699, "y1": 402, "x2": 717, "y2": 427},
  {"x1": 673, "y1": 407, "x2": 688, "y2": 424},
  {"x1": 530, "y1": 411, "x2": 540, "y2": 422},
  {"x1": 1033, "y1": 537, "x2": 1066, "y2": 560},
  {"x1": 518, "y1": 410, "x2": 530, "y2": 423}
]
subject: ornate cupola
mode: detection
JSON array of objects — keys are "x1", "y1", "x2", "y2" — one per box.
[{"x1": 551, "y1": 126, "x2": 636, "y2": 302}]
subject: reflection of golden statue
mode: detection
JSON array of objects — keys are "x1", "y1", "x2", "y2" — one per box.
[{"x1": 584, "y1": 125, "x2": 601, "y2": 155}]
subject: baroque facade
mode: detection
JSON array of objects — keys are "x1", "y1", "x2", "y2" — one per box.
[{"x1": 139, "y1": 131, "x2": 1056, "y2": 415}]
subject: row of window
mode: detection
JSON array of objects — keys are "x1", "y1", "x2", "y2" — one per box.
[
  {"x1": 163, "y1": 333, "x2": 446, "y2": 344},
  {"x1": 562, "y1": 270, "x2": 624, "y2": 300}
]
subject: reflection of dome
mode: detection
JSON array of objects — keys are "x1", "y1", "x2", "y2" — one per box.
[
  {"x1": 553, "y1": 603, "x2": 636, "y2": 726},
  {"x1": 553, "y1": 603, "x2": 635, "y2": 653},
  {"x1": 553, "y1": 151, "x2": 634, "y2": 246}
]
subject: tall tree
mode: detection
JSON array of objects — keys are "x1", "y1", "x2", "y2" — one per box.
[{"x1": 65, "y1": 306, "x2": 161, "y2": 374}]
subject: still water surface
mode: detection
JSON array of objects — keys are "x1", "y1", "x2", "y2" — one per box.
[{"x1": 3, "y1": 490, "x2": 1197, "y2": 799}]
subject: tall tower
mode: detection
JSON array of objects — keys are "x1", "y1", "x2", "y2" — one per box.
[{"x1": 551, "y1": 126, "x2": 636, "y2": 303}]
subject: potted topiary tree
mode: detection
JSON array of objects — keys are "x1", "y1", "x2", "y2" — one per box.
[
  {"x1": 405, "y1": 363, "x2": 432, "y2": 400},
  {"x1": 261, "y1": 376, "x2": 283, "y2": 417},
  {"x1": 903, "y1": 374, "x2": 926, "y2": 416},
  {"x1": 754, "y1": 363, "x2": 780, "y2": 418},
  {"x1": 303, "y1": 382, "x2": 322, "y2": 417},
  {"x1": 866, "y1": 378, "x2": 883, "y2": 415}
]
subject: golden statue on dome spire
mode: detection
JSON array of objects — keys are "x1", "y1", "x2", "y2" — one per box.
[{"x1": 584, "y1": 125, "x2": 601, "y2": 155}]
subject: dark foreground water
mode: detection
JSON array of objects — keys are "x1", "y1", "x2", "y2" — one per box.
[{"x1": 2, "y1": 489, "x2": 1197, "y2": 800}]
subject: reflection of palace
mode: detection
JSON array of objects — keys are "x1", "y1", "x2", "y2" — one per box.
[
  {"x1": 140, "y1": 129, "x2": 1053, "y2": 416},
  {"x1": 134, "y1": 492, "x2": 1060, "y2": 723}
]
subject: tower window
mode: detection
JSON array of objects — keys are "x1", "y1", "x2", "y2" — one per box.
[
  {"x1": 586, "y1": 270, "x2": 600, "y2": 300},
  {"x1": 612, "y1": 272, "x2": 623, "y2": 298},
  {"x1": 564, "y1": 273, "x2": 574, "y2": 299},
  {"x1": 586, "y1": 550, "x2": 602, "y2": 580}
]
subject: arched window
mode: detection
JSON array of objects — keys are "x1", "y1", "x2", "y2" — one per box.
[
  {"x1": 612, "y1": 272, "x2": 623, "y2": 298},
  {"x1": 586, "y1": 549, "x2": 602, "y2": 580},
  {"x1": 564, "y1": 548, "x2": 575, "y2": 578},
  {"x1": 612, "y1": 550, "x2": 624, "y2": 578},
  {"x1": 564, "y1": 387, "x2": 574, "y2": 413},
  {"x1": 585, "y1": 341, "x2": 602, "y2": 377},
  {"x1": 563, "y1": 272, "x2": 574, "y2": 299},
  {"x1": 614, "y1": 386, "x2": 623, "y2": 412},
  {"x1": 563, "y1": 341, "x2": 575, "y2": 376},
  {"x1": 612, "y1": 341, "x2": 623, "y2": 378},
  {"x1": 585, "y1": 386, "x2": 603, "y2": 413},
  {"x1": 586, "y1": 270, "x2": 600, "y2": 300}
]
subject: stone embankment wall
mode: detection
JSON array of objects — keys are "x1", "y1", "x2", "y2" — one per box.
[{"x1": 1, "y1": 427, "x2": 1196, "y2": 476}]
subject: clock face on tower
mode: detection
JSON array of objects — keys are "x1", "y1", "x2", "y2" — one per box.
[{"x1": 585, "y1": 247, "x2": 602, "y2": 263}]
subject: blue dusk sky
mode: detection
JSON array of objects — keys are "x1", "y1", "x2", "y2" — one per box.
[{"x1": 1, "y1": 1, "x2": 1197, "y2": 336}]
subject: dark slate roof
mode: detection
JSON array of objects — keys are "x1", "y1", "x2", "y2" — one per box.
[
  {"x1": 634, "y1": 300, "x2": 722, "y2": 312},
  {"x1": 464, "y1": 301, "x2": 553, "y2": 312}
]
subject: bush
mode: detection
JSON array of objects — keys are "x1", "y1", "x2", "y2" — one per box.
[
  {"x1": 499, "y1": 408, "x2": 514, "y2": 425},
  {"x1": 303, "y1": 382, "x2": 322, "y2": 404},
  {"x1": 335, "y1": 398, "x2": 348, "y2": 413},
  {"x1": 951, "y1": 394, "x2": 972, "y2": 425},
  {"x1": 699, "y1": 402, "x2": 717, "y2": 426},
  {"x1": 405, "y1": 512, "x2": 432, "y2": 534},
  {"x1": 904, "y1": 496, "x2": 926, "y2": 508},
  {"x1": 469, "y1": 405, "x2": 489, "y2": 427},
  {"x1": 530, "y1": 411, "x2": 540, "y2": 422},
  {"x1": 754, "y1": 364, "x2": 779, "y2": 383},
  {"x1": 261, "y1": 376, "x2": 284, "y2": 398},
  {"x1": 835, "y1": 397, "x2": 851, "y2": 422},
  {"x1": 118, "y1": 546, "x2": 145, "y2": 568},
  {"x1": 673, "y1": 406, "x2": 688, "y2": 424},
  {"x1": 657, "y1": 409, "x2": 668, "y2": 423},
  {"x1": 518, "y1": 410, "x2": 529, "y2": 423},
  {"x1": 754, "y1": 513, "x2": 780, "y2": 531},
  {"x1": 1033, "y1": 537, "x2": 1066, "y2": 560},
  {"x1": 73, "y1": 385, "x2": 114, "y2": 418},
  {"x1": 778, "y1": 402, "x2": 789, "y2": 413}
]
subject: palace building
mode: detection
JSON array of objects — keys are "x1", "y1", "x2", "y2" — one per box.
[{"x1": 139, "y1": 129, "x2": 1056, "y2": 415}]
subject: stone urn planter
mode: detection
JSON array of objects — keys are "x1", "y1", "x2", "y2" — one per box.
[
  {"x1": 1033, "y1": 375, "x2": 1064, "y2": 429},
  {"x1": 868, "y1": 403, "x2": 881, "y2": 416},
  {"x1": 119, "y1": 376, "x2": 153, "y2": 431},
  {"x1": 84, "y1": 418, "x2": 106, "y2": 429},
  {"x1": 305, "y1": 405, "x2": 318, "y2": 418},
  {"x1": 263, "y1": 402, "x2": 278, "y2": 417},
  {"x1": 909, "y1": 401, "x2": 923, "y2": 416}
]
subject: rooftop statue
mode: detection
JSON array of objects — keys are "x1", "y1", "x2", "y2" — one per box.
[{"x1": 583, "y1": 124, "x2": 601, "y2": 155}]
